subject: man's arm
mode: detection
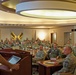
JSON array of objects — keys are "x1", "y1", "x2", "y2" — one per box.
[{"x1": 0, "y1": 54, "x2": 19, "y2": 70}]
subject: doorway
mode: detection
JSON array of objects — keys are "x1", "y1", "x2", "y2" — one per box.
[
  {"x1": 51, "y1": 33, "x2": 57, "y2": 43},
  {"x1": 64, "y1": 32, "x2": 71, "y2": 45}
]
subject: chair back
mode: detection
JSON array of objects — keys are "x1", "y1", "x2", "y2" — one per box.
[{"x1": 74, "y1": 67, "x2": 76, "y2": 75}]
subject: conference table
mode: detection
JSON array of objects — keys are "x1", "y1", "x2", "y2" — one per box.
[{"x1": 38, "y1": 59, "x2": 63, "y2": 75}]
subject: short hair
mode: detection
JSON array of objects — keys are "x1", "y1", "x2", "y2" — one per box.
[
  {"x1": 64, "y1": 46, "x2": 72, "y2": 52},
  {"x1": 52, "y1": 43, "x2": 58, "y2": 47}
]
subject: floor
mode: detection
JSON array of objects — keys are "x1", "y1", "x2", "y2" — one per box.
[
  {"x1": 32, "y1": 67, "x2": 39, "y2": 75},
  {"x1": 32, "y1": 71, "x2": 39, "y2": 75}
]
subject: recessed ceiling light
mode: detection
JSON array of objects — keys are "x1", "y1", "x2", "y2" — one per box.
[
  {"x1": 1, "y1": 0, "x2": 3, "y2": 1},
  {"x1": 16, "y1": 1, "x2": 76, "y2": 19},
  {"x1": 20, "y1": 10, "x2": 76, "y2": 19}
]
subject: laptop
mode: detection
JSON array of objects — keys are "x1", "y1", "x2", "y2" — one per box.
[{"x1": 8, "y1": 55, "x2": 21, "y2": 64}]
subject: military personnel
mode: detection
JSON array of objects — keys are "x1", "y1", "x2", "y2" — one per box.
[
  {"x1": 0, "y1": 40, "x2": 4, "y2": 49},
  {"x1": 12, "y1": 41, "x2": 20, "y2": 50},
  {"x1": 65, "y1": 40, "x2": 72, "y2": 48},
  {"x1": 52, "y1": 46, "x2": 76, "y2": 75},
  {"x1": 25, "y1": 40, "x2": 32, "y2": 50},
  {"x1": 47, "y1": 43, "x2": 61, "y2": 59},
  {"x1": 32, "y1": 45, "x2": 45, "y2": 63},
  {"x1": 32, "y1": 41, "x2": 39, "y2": 50}
]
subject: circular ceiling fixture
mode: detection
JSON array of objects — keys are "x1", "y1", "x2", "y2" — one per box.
[
  {"x1": 16, "y1": 1, "x2": 76, "y2": 19},
  {"x1": 0, "y1": 0, "x2": 19, "y2": 13}
]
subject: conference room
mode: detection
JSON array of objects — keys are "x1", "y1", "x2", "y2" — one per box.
[{"x1": 0, "y1": 0, "x2": 76, "y2": 75}]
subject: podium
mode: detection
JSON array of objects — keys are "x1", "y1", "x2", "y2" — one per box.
[{"x1": 0, "y1": 49, "x2": 32, "y2": 75}]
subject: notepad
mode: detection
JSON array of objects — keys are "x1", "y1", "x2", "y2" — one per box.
[
  {"x1": 8, "y1": 55, "x2": 21, "y2": 64},
  {"x1": 46, "y1": 61, "x2": 55, "y2": 64}
]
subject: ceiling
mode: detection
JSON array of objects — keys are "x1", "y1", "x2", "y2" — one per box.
[{"x1": 0, "y1": 0, "x2": 76, "y2": 28}]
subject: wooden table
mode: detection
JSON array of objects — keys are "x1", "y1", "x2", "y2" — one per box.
[{"x1": 38, "y1": 60, "x2": 63, "y2": 75}]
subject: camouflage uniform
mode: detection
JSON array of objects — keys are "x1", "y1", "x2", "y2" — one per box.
[
  {"x1": 32, "y1": 50, "x2": 45, "y2": 63},
  {"x1": 48, "y1": 48, "x2": 61, "y2": 59},
  {"x1": 52, "y1": 53, "x2": 76, "y2": 75},
  {"x1": 73, "y1": 46, "x2": 76, "y2": 56}
]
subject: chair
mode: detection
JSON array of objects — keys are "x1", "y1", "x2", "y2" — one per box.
[
  {"x1": 60, "y1": 72, "x2": 73, "y2": 75},
  {"x1": 74, "y1": 67, "x2": 76, "y2": 75},
  {"x1": 60, "y1": 66, "x2": 76, "y2": 75},
  {"x1": 32, "y1": 51, "x2": 47, "y2": 74}
]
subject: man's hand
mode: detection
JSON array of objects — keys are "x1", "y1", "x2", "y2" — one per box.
[
  {"x1": 54, "y1": 62, "x2": 59, "y2": 66},
  {"x1": 11, "y1": 64, "x2": 19, "y2": 70}
]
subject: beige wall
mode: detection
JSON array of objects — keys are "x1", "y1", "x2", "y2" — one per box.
[
  {"x1": 0, "y1": 28, "x2": 49, "y2": 41},
  {"x1": 73, "y1": 26, "x2": 76, "y2": 44},
  {"x1": 36, "y1": 29, "x2": 49, "y2": 41},
  {"x1": 49, "y1": 26, "x2": 74, "y2": 46},
  {"x1": 0, "y1": 26, "x2": 75, "y2": 46},
  {"x1": 1, "y1": 28, "x2": 10, "y2": 40}
]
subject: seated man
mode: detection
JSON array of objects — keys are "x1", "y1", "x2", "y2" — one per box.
[
  {"x1": 0, "y1": 54, "x2": 19, "y2": 70},
  {"x1": 32, "y1": 45, "x2": 45, "y2": 74},
  {"x1": 52, "y1": 46, "x2": 76, "y2": 75},
  {"x1": 47, "y1": 43, "x2": 61, "y2": 59},
  {"x1": 32, "y1": 45, "x2": 45, "y2": 63}
]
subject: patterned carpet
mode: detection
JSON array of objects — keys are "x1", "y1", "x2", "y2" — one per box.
[
  {"x1": 32, "y1": 68, "x2": 39, "y2": 75},
  {"x1": 32, "y1": 71, "x2": 39, "y2": 75}
]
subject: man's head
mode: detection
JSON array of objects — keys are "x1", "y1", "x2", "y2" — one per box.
[
  {"x1": 53, "y1": 43, "x2": 58, "y2": 49},
  {"x1": 63, "y1": 46, "x2": 72, "y2": 55},
  {"x1": 39, "y1": 45, "x2": 43, "y2": 50}
]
